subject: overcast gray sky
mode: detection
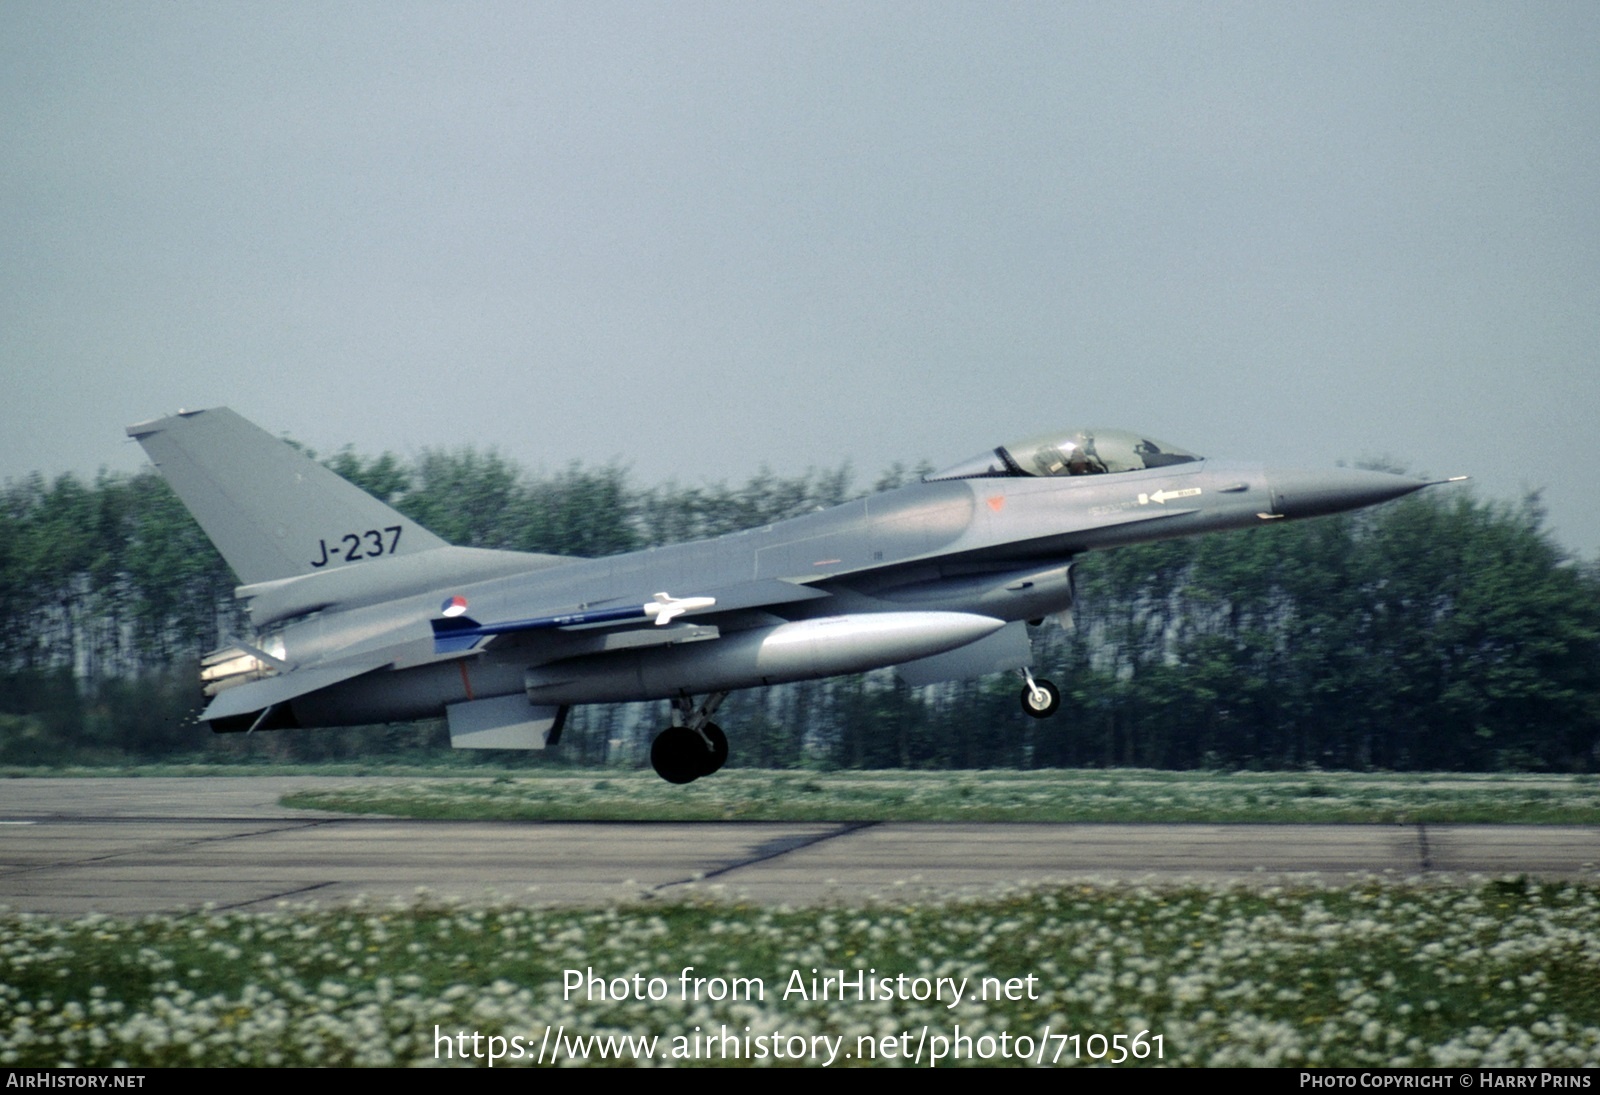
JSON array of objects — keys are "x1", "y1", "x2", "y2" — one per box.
[{"x1": 5, "y1": 2, "x2": 1597, "y2": 556}]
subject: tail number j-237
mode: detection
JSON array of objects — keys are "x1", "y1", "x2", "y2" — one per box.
[{"x1": 311, "y1": 526, "x2": 402, "y2": 568}]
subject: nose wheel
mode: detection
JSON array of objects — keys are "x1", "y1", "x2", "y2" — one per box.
[{"x1": 1019, "y1": 669, "x2": 1060, "y2": 719}]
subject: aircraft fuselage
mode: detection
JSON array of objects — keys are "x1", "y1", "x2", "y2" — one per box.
[{"x1": 131, "y1": 408, "x2": 1439, "y2": 780}]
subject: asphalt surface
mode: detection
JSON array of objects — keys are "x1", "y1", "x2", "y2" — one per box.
[{"x1": 2, "y1": 778, "x2": 1597, "y2": 915}]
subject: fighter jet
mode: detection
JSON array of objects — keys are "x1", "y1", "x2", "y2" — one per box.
[{"x1": 128, "y1": 409, "x2": 1457, "y2": 782}]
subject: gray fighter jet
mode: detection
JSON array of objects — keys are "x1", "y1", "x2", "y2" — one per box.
[{"x1": 128, "y1": 409, "x2": 1457, "y2": 782}]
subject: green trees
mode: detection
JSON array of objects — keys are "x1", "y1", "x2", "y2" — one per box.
[
  {"x1": 0, "y1": 471, "x2": 236, "y2": 760},
  {"x1": 1023, "y1": 492, "x2": 1600, "y2": 771},
  {"x1": 1, "y1": 448, "x2": 1595, "y2": 770}
]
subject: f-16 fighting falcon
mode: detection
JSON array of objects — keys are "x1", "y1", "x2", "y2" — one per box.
[{"x1": 128, "y1": 409, "x2": 1460, "y2": 782}]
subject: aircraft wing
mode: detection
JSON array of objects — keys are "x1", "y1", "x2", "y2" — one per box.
[{"x1": 432, "y1": 577, "x2": 831, "y2": 655}]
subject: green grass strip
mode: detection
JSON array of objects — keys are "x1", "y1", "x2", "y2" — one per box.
[{"x1": 279, "y1": 769, "x2": 1600, "y2": 824}]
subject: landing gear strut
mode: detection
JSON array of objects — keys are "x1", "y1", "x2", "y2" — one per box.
[
  {"x1": 1019, "y1": 668, "x2": 1060, "y2": 719},
  {"x1": 650, "y1": 692, "x2": 730, "y2": 783}
]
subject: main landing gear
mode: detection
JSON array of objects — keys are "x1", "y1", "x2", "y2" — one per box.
[
  {"x1": 1019, "y1": 667, "x2": 1061, "y2": 719},
  {"x1": 650, "y1": 692, "x2": 730, "y2": 784},
  {"x1": 646, "y1": 671, "x2": 1061, "y2": 782}
]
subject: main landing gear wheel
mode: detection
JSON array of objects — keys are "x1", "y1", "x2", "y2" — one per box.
[
  {"x1": 1020, "y1": 677, "x2": 1061, "y2": 719},
  {"x1": 650, "y1": 722, "x2": 728, "y2": 783},
  {"x1": 651, "y1": 726, "x2": 701, "y2": 784}
]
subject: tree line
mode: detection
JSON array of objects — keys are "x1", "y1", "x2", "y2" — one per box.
[{"x1": 2, "y1": 445, "x2": 1596, "y2": 770}]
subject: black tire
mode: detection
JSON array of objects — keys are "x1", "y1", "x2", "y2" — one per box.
[
  {"x1": 1020, "y1": 680, "x2": 1061, "y2": 719},
  {"x1": 650, "y1": 726, "x2": 703, "y2": 784}
]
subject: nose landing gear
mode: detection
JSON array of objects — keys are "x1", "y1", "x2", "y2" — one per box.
[{"x1": 1019, "y1": 667, "x2": 1060, "y2": 719}]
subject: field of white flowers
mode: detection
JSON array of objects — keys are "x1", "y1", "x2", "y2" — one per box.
[{"x1": 4, "y1": 879, "x2": 1598, "y2": 1067}]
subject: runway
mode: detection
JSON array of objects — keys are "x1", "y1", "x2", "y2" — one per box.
[{"x1": 2, "y1": 778, "x2": 1596, "y2": 915}]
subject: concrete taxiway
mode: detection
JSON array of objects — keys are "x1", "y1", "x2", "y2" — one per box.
[{"x1": 2, "y1": 778, "x2": 1596, "y2": 915}]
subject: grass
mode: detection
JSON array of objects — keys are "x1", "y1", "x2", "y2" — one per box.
[
  {"x1": 3, "y1": 880, "x2": 1597, "y2": 1067},
  {"x1": 0, "y1": 760, "x2": 533, "y2": 779},
  {"x1": 276, "y1": 768, "x2": 1600, "y2": 824}
]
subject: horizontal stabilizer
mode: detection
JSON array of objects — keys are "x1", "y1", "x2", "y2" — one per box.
[{"x1": 199, "y1": 655, "x2": 393, "y2": 722}]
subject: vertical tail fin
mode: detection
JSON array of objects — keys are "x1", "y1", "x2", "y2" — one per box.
[{"x1": 127, "y1": 407, "x2": 449, "y2": 585}]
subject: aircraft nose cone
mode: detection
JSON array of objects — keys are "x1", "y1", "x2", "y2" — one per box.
[{"x1": 1266, "y1": 467, "x2": 1428, "y2": 520}]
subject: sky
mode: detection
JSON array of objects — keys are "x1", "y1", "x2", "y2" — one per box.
[{"x1": 4, "y1": 2, "x2": 1597, "y2": 557}]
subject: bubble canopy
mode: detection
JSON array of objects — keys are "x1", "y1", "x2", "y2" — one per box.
[{"x1": 927, "y1": 429, "x2": 1201, "y2": 481}]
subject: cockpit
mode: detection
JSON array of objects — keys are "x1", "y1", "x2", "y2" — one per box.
[{"x1": 926, "y1": 428, "x2": 1201, "y2": 481}]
